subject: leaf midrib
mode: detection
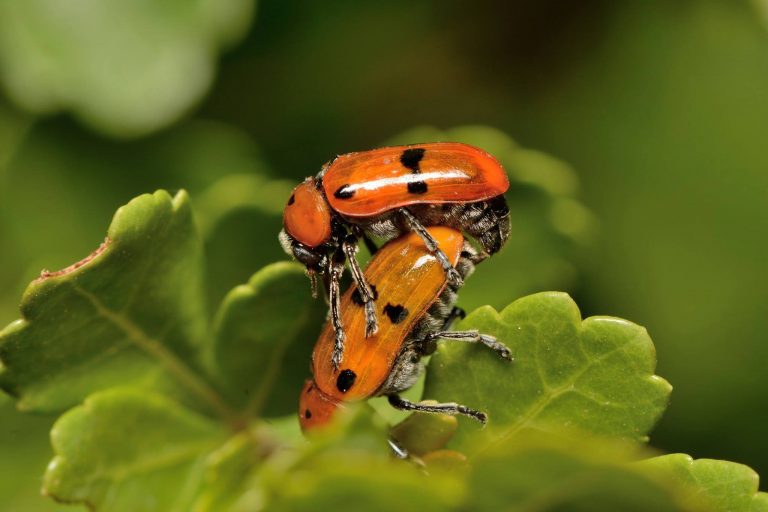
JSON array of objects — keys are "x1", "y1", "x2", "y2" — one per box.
[{"x1": 73, "y1": 284, "x2": 237, "y2": 423}]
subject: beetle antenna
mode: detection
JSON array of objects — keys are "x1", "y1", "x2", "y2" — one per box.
[{"x1": 308, "y1": 270, "x2": 319, "y2": 299}]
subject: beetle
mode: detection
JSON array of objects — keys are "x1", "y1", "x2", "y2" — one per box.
[
  {"x1": 280, "y1": 142, "x2": 511, "y2": 369},
  {"x1": 298, "y1": 226, "x2": 512, "y2": 433}
]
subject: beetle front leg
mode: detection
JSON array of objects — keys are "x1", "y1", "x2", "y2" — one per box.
[
  {"x1": 329, "y1": 247, "x2": 346, "y2": 370},
  {"x1": 399, "y1": 208, "x2": 463, "y2": 286},
  {"x1": 387, "y1": 394, "x2": 487, "y2": 424},
  {"x1": 426, "y1": 330, "x2": 513, "y2": 361},
  {"x1": 342, "y1": 234, "x2": 379, "y2": 338}
]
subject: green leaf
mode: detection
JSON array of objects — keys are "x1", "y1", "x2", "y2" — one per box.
[
  {"x1": 0, "y1": 120, "x2": 273, "y2": 325},
  {"x1": 192, "y1": 432, "x2": 260, "y2": 512},
  {"x1": 0, "y1": 190, "x2": 225, "y2": 417},
  {"x1": 465, "y1": 433, "x2": 697, "y2": 512},
  {"x1": 197, "y1": 173, "x2": 297, "y2": 310},
  {"x1": 423, "y1": 292, "x2": 672, "y2": 450},
  {"x1": 265, "y1": 454, "x2": 461, "y2": 512},
  {"x1": 636, "y1": 454, "x2": 768, "y2": 512},
  {"x1": 212, "y1": 262, "x2": 325, "y2": 417},
  {"x1": 44, "y1": 388, "x2": 226, "y2": 512},
  {"x1": 0, "y1": 1, "x2": 256, "y2": 137},
  {"x1": 0, "y1": 400, "x2": 80, "y2": 511},
  {"x1": 260, "y1": 405, "x2": 463, "y2": 512},
  {"x1": 390, "y1": 408, "x2": 458, "y2": 457}
]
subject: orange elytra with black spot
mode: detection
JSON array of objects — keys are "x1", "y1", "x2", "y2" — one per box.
[
  {"x1": 298, "y1": 227, "x2": 465, "y2": 431},
  {"x1": 322, "y1": 142, "x2": 509, "y2": 217}
]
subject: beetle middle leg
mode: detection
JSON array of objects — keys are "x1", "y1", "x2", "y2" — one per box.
[
  {"x1": 399, "y1": 208, "x2": 463, "y2": 286},
  {"x1": 329, "y1": 246, "x2": 347, "y2": 369},
  {"x1": 342, "y1": 234, "x2": 379, "y2": 338},
  {"x1": 426, "y1": 330, "x2": 513, "y2": 361},
  {"x1": 387, "y1": 394, "x2": 487, "y2": 423}
]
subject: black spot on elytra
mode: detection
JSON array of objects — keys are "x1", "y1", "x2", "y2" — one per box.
[
  {"x1": 400, "y1": 147, "x2": 426, "y2": 173},
  {"x1": 304, "y1": 409, "x2": 312, "y2": 419},
  {"x1": 407, "y1": 180, "x2": 428, "y2": 194},
  {"x1": 383, "y1": 303, "x2": 409, "y2": 324},
  {"x1": 351, "y1": 284, "x2": 378, "y2": 306},
  {"x1": 334, "y1": 185, "x2": 355, "y2": 199},
  {"x1": 336, "y1": 369, "x2": 357, "y2": 393},
  {"x1": 287, "y1": 194, "x2": 295, "y2": 205}
]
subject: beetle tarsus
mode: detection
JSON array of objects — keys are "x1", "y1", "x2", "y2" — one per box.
[
  {"x1": 427, "y1": 330, "x2": 513, "y2": 361},
  {"x1": 332, "y1": 330, "x2": 344, "y2": 370},
  {"x1": 387, "y1": 394, "x2": 487, "y2": 424},
  {"x1": 387, "y1": 437, "x2": 410, "y2": 459},
  {"x1": 364, "y1": 301, "x2": 378, "y2": 338}
]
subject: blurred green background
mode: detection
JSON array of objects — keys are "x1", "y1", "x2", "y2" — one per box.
[{"x1": 1, "y1": 0, "x2": 767, "y2": 509}]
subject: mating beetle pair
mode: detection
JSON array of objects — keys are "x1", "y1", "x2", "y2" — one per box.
[
  {"x1": 280, "y1": 142, "x2": 512, "y2": 431},
  {"x1": 279, "y1": 142, "x2": 511, "y2": 369}
]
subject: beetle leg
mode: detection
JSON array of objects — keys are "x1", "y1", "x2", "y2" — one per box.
[
  {"x1": 387, "y1": 394, "x2": 487, "y2": 424},
  {"x1": 342, "y1": 234, "x2": 379, "y2": 338},
  {"x1": 387, "y1": 437, "x2": 410, "y2": 459},
  {"x1": 426, "y1": 330, "x2": 513, "y2": 361},
  {"x1": 329, "y1": 246, "x2": 346, "y2": 370},
  {"x1": 399, "y1": 208, "x2": 463, "y2": 286},
  {"x1": 440, "y1": 306, "x2": 466, "y2": 331}
]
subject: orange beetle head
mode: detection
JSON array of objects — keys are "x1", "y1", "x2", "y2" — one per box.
[
  {"x1": 283, "y1": 178, "x2": 333, "y2": 248},
  {"x1": 298, "y1": 379, "x2": 342, "y2": 433}
]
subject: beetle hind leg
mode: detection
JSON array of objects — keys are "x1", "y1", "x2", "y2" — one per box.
[
  {"x1": 427, "y1": 330, "x2": 513, "y2": 361},
  {"x1": 399, "y1": 208, "x2": 463, "y2": 286},
  {"x1": 387, "y1": 394, "x2": 487, "y2": 424}
]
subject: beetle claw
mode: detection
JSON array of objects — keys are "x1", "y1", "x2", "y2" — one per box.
[
  {"x1": 364, "y1": 301, "x2": 379, "y2": 338},
  {"x1": 447, "y1": 267, "x2": 464, "y2": 287}
]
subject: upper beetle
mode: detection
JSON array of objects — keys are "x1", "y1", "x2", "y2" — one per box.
[
  {"x1": 298, "y1": 226, "x2": 512, "y2": 433},
  {"x1": 280, "y1": 142, "x2": 511, "y2": 368}
]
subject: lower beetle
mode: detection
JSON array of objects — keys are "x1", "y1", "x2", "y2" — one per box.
[{"x1": 299, "y1": 226, "x2": 512, "y2": 432}]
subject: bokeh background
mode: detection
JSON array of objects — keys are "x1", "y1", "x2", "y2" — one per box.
[{"x1": 1, "y1": 1, "x2": 767, "y2": 509}]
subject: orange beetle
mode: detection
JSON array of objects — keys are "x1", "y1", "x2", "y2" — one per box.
[
  {"x1": 279, "y1": 143, "x2": 511, "y2": 369},
  {"x1": 298, "y1": 227, "x2": 512, "y2": 432}
]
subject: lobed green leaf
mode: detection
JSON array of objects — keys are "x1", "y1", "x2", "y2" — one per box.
[
  {"x1": 44, "y1": 388, "x2": 226, "y2": 512},
  {"x1": 212, "y1": 262, "x2": 325, "y2": 417},
  {"x1": 0, "y1": 190, "x2": 217, "y2": 415},
  {"x1": 465, "y1": 433, "x2": 698, "y2": 512},
  {"x1": 636, "y1": 454, "x2": 768, "y2": 512},
  {"x1": 423, "y1": 292, "x2": 672, "y2": 450}
]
